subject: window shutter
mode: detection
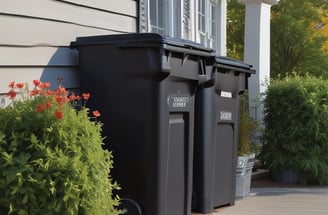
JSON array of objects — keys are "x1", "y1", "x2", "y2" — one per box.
[
  {"x1": 182, "y1": 0, "x2": 191, "y2": 39},
  {"x1": 139, "y1": 0, "x2": 148, "y2": 33}
]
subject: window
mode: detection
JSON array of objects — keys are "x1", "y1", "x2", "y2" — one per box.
[
  {"x1": 139, "y1": 0, "x2": 218, "y2": 50},
  {"x1": 196, "y1": 0, "x2": 217, "y2": 49},
  {"x1": 198, "y1": 0, "x2": 206, "y2": 45},
  {"x1": 149, "y1": 0, "x2": 164, "y2": 34},
  {"x1": 209, "y1": 1, "x2": 217, "y2": 48}
]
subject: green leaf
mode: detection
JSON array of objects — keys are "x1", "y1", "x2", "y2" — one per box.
[
  {"x1": 22, "y1": 194, "x2": 28, "y2": 204},
  {"x1": 1, "y1": 152, "x2": 13, "y2": 167}
]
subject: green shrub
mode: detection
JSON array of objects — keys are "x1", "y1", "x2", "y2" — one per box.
[
  {"x1": 238, "y1": 93, "x2": 257, "y2": 156},
  {"x1": 0, "y1": 80, "x2": 122, "y2": 214},
  {"x1": 260, "y1": 75, "x2": 328, "y2": 184}
]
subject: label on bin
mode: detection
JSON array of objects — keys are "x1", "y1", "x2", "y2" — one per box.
[
  {"x1": 168, "y1": 95, "x2": 190, "y2": 109},
  {"x1": 221, "y1": 91, "x2": 232, "y2": 98},
  {"x1": 220, "y1": 111, "x2": 232, "y2": 121}
]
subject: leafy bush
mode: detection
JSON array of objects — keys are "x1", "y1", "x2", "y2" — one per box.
[
  {"x1": 0, "y1": 80, "x2": 122, "y2": 214},
  {"x1": 238, "y1": 93, "x2": 257, "y2": 156},
  {"x1": 260, "y1": 75, "x2": 328, "y2": 184}
]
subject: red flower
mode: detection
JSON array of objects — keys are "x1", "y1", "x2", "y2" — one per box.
[
  {"x1": 82, "y1": 93, "x2": 90, "y2": 100},
  {"x1": 35, "y1": 104, "x2": 43, "y2": 112},
  {"x1": 44, "y1": 82, "x2": 51, "y2": 89},
  {"x1": 8, "y1": 81, "x2": 15, "y2": 88},
  {"x1": 6, "y1": 90, "x2": 17, "y2": 99},
  {"x1": 59, "y1": 87, "x2": 66, "y2": 94},
  {"x1": 39, "y1": 82, "x2": 51, "y2": 89},
  {"x1": 38, "y1": 82, "x2": 45, "y2": 89},
  {"x1": 44, "y1": 90, "x2": 51, "y2": 97},
  {"x1": 29, "y1": 89, "x2": 40, "y2": 96},
  {"x1": 69, "y1": 94, "x2": 77, "y2": 101},
  {"x1": 44, "y1": 101, "x2": 51, "y2": 109},
  {"x1": 15, "y1": 82, "x2": 24, "y2": 89},
  {"x1": 33, "y1": 80, "x2": 40, "y2": 87},
  {"x1": 92, "y1": 110, "x2": 101, "y2": 117},
  {"x1": 56, "y1": 96, "x2": 63, "y2": 104},
  {"x1": 55, "y1": 110, "x2": 63, "y2": 119}
]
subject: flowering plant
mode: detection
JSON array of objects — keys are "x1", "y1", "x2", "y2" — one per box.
[{"x1": 0, "y1": 80, "x2": 122, "y2": 214}]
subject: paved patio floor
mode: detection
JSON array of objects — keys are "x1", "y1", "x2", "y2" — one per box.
[{"x1": 192, "y1": 186, "x2": 328, "y2": 215}]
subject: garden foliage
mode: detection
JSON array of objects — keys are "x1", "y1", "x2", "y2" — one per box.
[
  {"x1": 261, "y1": 75, "x2": 328, "y2": 185},
  {"x1": 238, "y1": 93, "x2": 257, "y2": 156},
  {"x1": 0, "y1": 80, "x2": 122, "y2": 214}
]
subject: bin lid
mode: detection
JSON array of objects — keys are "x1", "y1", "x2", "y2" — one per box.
[
  {"x1": 215, "y1": 56, "x2": 255, "y2": 74},
  {"x1": 71, "y1": 33, "x2": 214, "y2": 57}
]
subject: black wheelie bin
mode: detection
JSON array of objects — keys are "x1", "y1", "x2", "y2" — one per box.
[
  {"x1": 70, "y1": 33, "x2": 214, "y2": 215},
  {"x1": 193, "y1": 56, "x2": 255, "y2": 213}
]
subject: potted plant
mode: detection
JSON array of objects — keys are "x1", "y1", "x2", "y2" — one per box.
[
  {"x1": 235, "y1": 92, "x2": 257, "y2": 198},
  {"x1": 260, "y1": 75, "x2": 328, "y2": 185},
  {"x1": 0, "y1": 80, "x2": 123, "y2": 214}
]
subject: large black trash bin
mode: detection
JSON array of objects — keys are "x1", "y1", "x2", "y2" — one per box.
[
  {"x1": 193, "y1": 56, "x2": 255, "y2": 213},
  {"x1": 70, "y1": 33, "x2": 213, "y2": 215}
]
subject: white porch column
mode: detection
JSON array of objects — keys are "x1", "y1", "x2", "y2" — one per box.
[
  {"x1": 238, "y1": 0, "x2": 279, "y2": 123},
  {"x1": 217, "y1": 0, "x2": 227, "y2": 55}
]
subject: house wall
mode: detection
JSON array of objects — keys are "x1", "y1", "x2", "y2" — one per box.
[{"x1": 0, "y1": 0, "x2": 137, "y2": 103}]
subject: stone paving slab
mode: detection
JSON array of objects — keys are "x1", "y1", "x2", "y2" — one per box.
[{"x1": 192, "y1": 186, "x2": 328, "y2": 215}]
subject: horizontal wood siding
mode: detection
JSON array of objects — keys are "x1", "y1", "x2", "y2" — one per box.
[
  {"x1": 0, "y1": 0, "x2": 136, "y2": 35},
  {"x1": 0, "y1": 15, "x2": 126, "y2": 46},
  {"x1": 0, "y1": 67, "x2": 79, "y2": 92},
  {"x1": 57, "y1": 0, "x2": 137, "y2": 16},
  {"x1": 0, "y1": 0, "x2": 137, "y2": 94},
  {"x1": 0, "y1": 47, "x2": 78, "y2": 66}
]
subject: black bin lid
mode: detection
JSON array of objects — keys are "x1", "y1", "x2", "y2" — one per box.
[
  {"x1": 215, "y1": 56, "x2": 255, "y2": 74},
  {"x1": 70, "y1": 33, "x2": 214, "y2": 57}
]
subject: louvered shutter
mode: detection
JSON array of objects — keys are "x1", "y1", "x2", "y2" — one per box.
[
  {"x1": 182, "y1": 0, "x2": 191, "y2": 39},
  {"x1": 139, "y1": 0, "x2": 148, "y2": 33}
]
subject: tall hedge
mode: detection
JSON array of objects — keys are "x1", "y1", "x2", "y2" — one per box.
[{"x1": 261, "y1": 75, "x2": 328, "y2": 185}]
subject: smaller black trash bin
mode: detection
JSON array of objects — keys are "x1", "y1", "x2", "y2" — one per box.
[
  {"x1": 193, "y1": 56, "x2": 255, "y2": 213},
  {"x1": 71, "y1": 33, "x2": 213, "y2": 215}
]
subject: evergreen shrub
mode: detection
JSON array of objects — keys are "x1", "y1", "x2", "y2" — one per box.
[{"x1": 261, "y1": 75, "x2": 328, "y2": 184}]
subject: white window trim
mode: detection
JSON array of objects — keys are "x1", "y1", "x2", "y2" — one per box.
[
  {"x1": 195, "y1": 0, "x2": 218, "y2": 49},
  {"x1": 139, "y1": 0, "x2": 222, "y2": 52},
  {"x1": 196, "y1": 0, "x2": 205, "y2": 45},
  {"x1": 189, "y1": 0, "x2": 196, "y2": 41}
]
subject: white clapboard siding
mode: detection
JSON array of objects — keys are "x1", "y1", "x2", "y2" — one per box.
[
  {"x1": 57, "y1": 0, "x2": 137, "y2": 17},
  {"x1": 0, "y1": 0, "x2": 137, "y2": 94},
  {"x1": 0, "y1": 47, "x2": 78, "y2": 67},
  {"x1": 0, "y1": 0, "x2": 137, "y2": 34},
  {"x1": 0, "y1": 15, "x2": 124, "y2": 46},
  {"x1": 0, "y1": 67, "x2": 80, "y2": 93}
]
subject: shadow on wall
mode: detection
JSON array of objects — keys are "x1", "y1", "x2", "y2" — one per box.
[
  {"x1": 0, "y1": 47, "x2": 79, "y2": 108},
  {"x1": 40, "y1": 47, "x2": 80, "y2": 90}
]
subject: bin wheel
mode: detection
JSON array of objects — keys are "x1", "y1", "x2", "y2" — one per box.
[{"x1": 119, "y1": 198, "x2": 143, "y2": 215}]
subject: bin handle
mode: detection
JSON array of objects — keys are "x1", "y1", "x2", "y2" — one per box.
[{"x1": 198, "y1": 60, "x2": 214, "y2": 86}]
